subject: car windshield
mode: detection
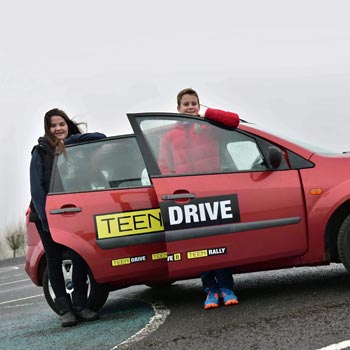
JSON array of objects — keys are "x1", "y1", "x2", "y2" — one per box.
[{"x1": 245, "y1": 122, "x2": 342, "y2": 154}]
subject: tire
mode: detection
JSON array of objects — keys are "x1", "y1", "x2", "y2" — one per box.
[
  {"x1": 337, "y1": 214, "x2": 350, "y2": 272},
  {"x1": 42, "y1": 259, "x2": 109, "y2": 314}
]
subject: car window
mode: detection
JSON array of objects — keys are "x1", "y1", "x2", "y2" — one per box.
[
  {"x1": 225, "y1": 139, "x2": 264, "y2": 171},
  {"x1": 50, "y1": 137, "x2": 150, "y2": 193},
  {"x1": 138, "y1": 117, "x2": 285, "y2": 176}
]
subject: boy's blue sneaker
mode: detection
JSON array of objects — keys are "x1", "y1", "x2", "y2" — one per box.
[
  {"x1": 219, "y1": 288, "x2": 239, "y2": 306},
  {"x1": 204, "y1": 290, "x2": 219, "y2": 309}
]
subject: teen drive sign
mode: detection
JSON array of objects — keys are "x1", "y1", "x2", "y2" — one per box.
[{"x1": 160, "y1": 194, "x2": 240, "y2": 230}]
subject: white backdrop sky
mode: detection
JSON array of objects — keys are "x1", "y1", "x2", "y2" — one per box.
[{"x1": 1, "y1": 0, "x2": 350, "y2": 234}]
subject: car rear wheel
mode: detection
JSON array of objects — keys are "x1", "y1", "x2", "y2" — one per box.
[
  {"x1": 42, "y1": 260, "x2": 109, "y2": 314},
  {"x1": 337, "y1": 214, "x2": 350, "y2": 272}
]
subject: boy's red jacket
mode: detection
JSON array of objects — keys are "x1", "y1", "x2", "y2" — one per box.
[
  {"x1": 204, "y1": 108, "x2": 240, "y2": 128},
  {"x1": 158, "y1": 108, "x2": 240, "y2": 174}
]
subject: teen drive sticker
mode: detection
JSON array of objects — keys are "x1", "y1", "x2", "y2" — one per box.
[
  {"x1": 95, "y1": 208, "x2": 164, "y2": 239},
  {"x1": 95, "y1": 194, "x2": 239, "y2": 239},
  {"x1": 111, "y1": 255, "x2": 147, "y2": 266},
  {"x1": 160, "y1": 194, "x2": 240, "y2": 230}
]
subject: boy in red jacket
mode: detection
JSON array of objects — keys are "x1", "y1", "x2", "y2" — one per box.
[{"x1": 158, "y1": 88, "x2": 240, "y2": 309}]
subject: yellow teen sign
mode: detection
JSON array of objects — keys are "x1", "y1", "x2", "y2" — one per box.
[{"x1": 95, "y1": 208, "x2": 164, "y2": 239}]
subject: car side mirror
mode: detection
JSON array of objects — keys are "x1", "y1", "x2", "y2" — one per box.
[{"x1": 268, "y1": 146, "x2": 283, "y2": 169}]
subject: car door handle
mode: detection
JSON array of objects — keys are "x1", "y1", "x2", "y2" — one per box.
[
  {"x1": 50, "y1": 207, "x2": 82, "y2": 214},
  {"x1": 161, "y1": 193, "x2": 196, "y2": 200}
]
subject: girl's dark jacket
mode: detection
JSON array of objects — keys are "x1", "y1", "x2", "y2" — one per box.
[{"x1": 29, "y1": 132, "x2": 106, "y2": 232}]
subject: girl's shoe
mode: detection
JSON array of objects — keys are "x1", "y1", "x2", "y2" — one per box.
[
  {"x1": 60, "y1": 311, "x2": 78, "y2": 327},
  {"x1": 75, "y1": 308, "x2": 99, "y2": 322}
]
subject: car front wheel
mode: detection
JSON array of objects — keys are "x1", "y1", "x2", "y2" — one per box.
[
  {"x1": 337, "y1": 214, "x2": 350, "y2": 272},
  {"x1": 42, "y1": 260, "x2": 109, "y2": 314}
]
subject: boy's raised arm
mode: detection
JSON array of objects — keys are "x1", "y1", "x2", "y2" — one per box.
[{"x1": 204, "y1": 108, "x2": 240, "y2": 128}]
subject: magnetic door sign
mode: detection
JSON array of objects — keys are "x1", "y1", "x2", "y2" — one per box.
[
  {"x1": 95, "y1": 208, "x2": 164, "y2": 239},
  {"x1": 160, "y1": 194, "x2": 240, "y2": 230}
]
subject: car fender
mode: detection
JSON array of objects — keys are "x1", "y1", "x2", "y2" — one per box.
[
  {"x1": 302, "y1": 179, "x2": 350, "y2": 262},
  {"x1": 50, "y1": 229, "x2": 99, "y2": 277},
  {"x1": 25, "y1": 242, "x2": 45, "y2": 286}
]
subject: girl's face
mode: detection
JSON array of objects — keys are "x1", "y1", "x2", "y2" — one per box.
[
  {"x1": 177, "y1": 94, "x2": 200, "y2": 116},
  {"x1": 49, "y1": 116, "x2": 69, "y2": 141}
]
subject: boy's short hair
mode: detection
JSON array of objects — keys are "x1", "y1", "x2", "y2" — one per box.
[{"x1": 177, "y1": 88, "x2": 200, "y2": 106}]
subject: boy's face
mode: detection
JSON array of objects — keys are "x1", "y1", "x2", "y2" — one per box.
[{"x1": 177, "y1": 94, "x2": 200, "y2": 116}]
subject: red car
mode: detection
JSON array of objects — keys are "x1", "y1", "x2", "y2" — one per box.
[{"x1": 25, "y1": 112, "x2": 350, "y2": 313}]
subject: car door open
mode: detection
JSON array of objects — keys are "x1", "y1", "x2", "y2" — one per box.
[{"x1": 128, "y1": 113, "x2": 308, "y2": 281}]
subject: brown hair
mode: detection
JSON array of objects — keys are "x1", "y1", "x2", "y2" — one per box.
[
  {"x1": 43, "y1": 108, "x2": 84, "y2": 153},
  {"x1": 177, "y1": 88, "x2": 200, "y2": 106}
]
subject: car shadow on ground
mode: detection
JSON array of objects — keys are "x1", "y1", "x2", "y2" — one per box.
[{"x1": 130, "y1": 264, "x2": 350, "y2": 310}]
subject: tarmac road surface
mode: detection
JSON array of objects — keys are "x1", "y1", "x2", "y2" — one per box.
[
  {"x1": 0, "y1": 257, "x2": 161, "y2": 350},
  {"x1": 2, "y1": 257, "x2": 350, "y2": 350}
]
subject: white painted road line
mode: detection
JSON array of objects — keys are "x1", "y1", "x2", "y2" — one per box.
[
  {"x1": 316, "y1": 340, "x2": 350, "y2": 350},
  {"x1": 112, "y1": 299, "x2": 170, "y2": 350},
  {"x1": 0, "y1": 278, "x2": 30, "y2": 287},
  {"x1": 0, "y1": 294, "x2": 44, "y2": 306},
  {"x1": 0, "y1": 266, "x2": 19, "y2": 273},
  {"x1": 0, "y1": 273, "x2": 23, "y2": 280}
]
